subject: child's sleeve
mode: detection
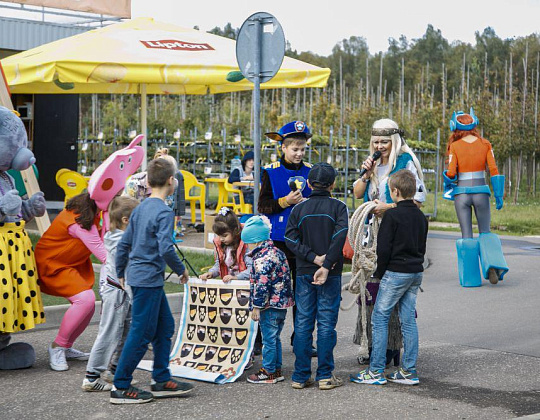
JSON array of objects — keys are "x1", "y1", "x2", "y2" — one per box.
[
  {"x1": 156, "y1": 210, "x2": 186, "y2": 276},
  {"x1": 374, "y1": 212, "x2": 396, "y2": 279},
  {"x1": 284, "y1": 207, "x2": 317, "y2": 263},
  {"x1": 251, "y1": 254, "x2": 274, "y2": 308},
  {"x1": 236, "y1": 250, "x2": 253, "y2": 280},
  {"x1": 116, "y1": 222, "x2": 133, "y2": 279},
  {"x1": 68, "y1": 223, "x2": 107, "y2": 263},
  {"x1": 322, "y1": 203, "x2": 349, "y2": 270},
  {"x1": 207, "y1": 251, "x2": 220, "y2": 278}
]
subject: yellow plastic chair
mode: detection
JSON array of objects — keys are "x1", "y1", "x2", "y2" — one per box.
[
  {"x1": 55, "y1": 169, "x2": 88, "y2": 205},
  {"x1": 180, "y1": 170, "x2": 206, "y2": 223},
  {"x1": 224, "y1": 181, "x2": 253, "y2": 214}
]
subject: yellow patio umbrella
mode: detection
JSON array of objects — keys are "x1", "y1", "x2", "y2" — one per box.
[{"x1": 1, "y1": 17, "x2": 331, "y2": 166}]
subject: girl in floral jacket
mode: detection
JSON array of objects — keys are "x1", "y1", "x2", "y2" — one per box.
[{"x1": 241, "y1": 215, "x2": 294, "y2": 384}]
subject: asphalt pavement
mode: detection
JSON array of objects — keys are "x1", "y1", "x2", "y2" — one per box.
[{"x1": 1, "y1": 231, "x2": 539, "y2": 419}]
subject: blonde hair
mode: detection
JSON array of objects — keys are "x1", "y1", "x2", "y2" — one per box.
[
  {"x1": 368, "y1": 119, "x2": 423, "y2": 198},
  {"x1": 109, "y1": 196, "x2": 139, "y2": 230},
  {"x1": 154, "y1": 147, "x2": 177, "y2": 170}
]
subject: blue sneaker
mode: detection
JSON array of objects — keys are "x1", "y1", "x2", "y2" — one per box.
[
  {"x1": 350, "y1": 369, "x2": 387, "y2": 385},
  {"x1": 386, "y1": 368, "x2": 419, "y2": 385}
]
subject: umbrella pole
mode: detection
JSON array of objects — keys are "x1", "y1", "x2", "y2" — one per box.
[{"x1": 141, "y1": 83, "x2": 148, "y2": 171}]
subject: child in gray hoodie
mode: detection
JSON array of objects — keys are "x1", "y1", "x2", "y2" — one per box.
[{"x1": 82, "y1": 196, "x2": 139, "y2": 391}]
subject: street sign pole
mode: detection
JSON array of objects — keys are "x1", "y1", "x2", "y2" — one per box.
[
  {"x1": 252, "y1": 18, "x2": 262, "y2": 214},
  {"x1": 237, "y1": 12, "x2": 285, "y2": 215}
]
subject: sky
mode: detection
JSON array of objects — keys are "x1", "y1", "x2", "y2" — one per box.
[{"x1": 131, "y1": 0, "x2": 540, "y2": 56}]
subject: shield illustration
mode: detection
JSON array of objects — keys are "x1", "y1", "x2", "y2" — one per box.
[
  {"x1": 235, "y1": 308, "x2": 249, "y2": 325},
  {"x1": 180, "y1": 343, "x2": 193, "y2": 358},
  {"x1": 193, "y1": 345, "x2": 206, "y2": 360},
  {"x1": 190, "y1": 288, "x2": 198, "y2": 303},
  {"x1": 230, "y1": 348, "x2": 244, "y2": 364},
  {"x1": 220, "y1": 327, "x2": 232, "y2": 344},
  {"x1": 207, "y1": 288, "x2": 217, "y2": 304},
  {"x1": 184, "y1": 361, "x2": 197, "y2": 368},
  {"x1": 219, "y1": 289, "x2": 233, "y2": 305},
  {"x1": 197, "y1": 325, "x2": 206, "y2": 341},
  {"x1": 236, "y1": 290, "x2": 250, "y2": 307},
  {"x1": 208, "y1": 307, "x2": 217, "y2": 323},
  {"x1": 217, "y1": 347, "x2": 231, "y2": 363},
  {"x1": 207, "y1": 327, "x2": 218, "y2": 343},
  {"x1": 198, "y1": 306, "x2": 207, "y2": 323},
  {"x1": 235, "y1": 328, "x2": 248, "y2": 345},
  {"x1": 209, "y1": 364, "x2": 222, "y2": 373},
  {"x1": 196, "y1": 363, "x2": 209, "y2": 371},
  {"x1": 186, "y1": 324, "x2": 196, "y2": 340},
  {"x1": 205, "y1": 346, "x2": 218, "y2": 361},
  {"x1": 189, "y1": 305, "x2": 197, "y2": 321},
  {"x1": 219, "y1": 308, "x2": 232, "y2": 324},
  {"x1": 287, "y1": 175, "x2": 307, "y2": 192},
  {"x1": 199, "y1": 287, "x2": 207, "y2": 304}
]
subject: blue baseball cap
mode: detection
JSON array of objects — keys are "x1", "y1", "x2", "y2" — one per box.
[{"x1": 265, "y1": 121, "x2": 312, "y2": 142}]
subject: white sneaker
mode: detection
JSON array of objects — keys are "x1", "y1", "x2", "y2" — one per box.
[
  {"x1": 65, "y1": 347, "x2": 90, "y2": 361},
  {"x1": 82, "y1": 378, "x2": 113, "y2": 392},
  {"x1": 48, "y1": 344, "x2": 68, "y2": 371}
]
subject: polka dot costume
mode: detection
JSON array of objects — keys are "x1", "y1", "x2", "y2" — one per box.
[{"x1": 0, "y1": 221, "x2": 45, "y2": 333}]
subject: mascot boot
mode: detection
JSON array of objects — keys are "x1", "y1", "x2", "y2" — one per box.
[
  {"x1": 456, "y1": 238, "x2": 482, "y2": 287},
  {"x1": 478, "y1": 232, "x2": 509, "y2": 285},
  {"x1": 0, "y1": 333, "x2": 35, "y2": 369}
]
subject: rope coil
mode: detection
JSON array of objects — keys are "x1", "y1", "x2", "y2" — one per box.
[{"x1": 341, "y1": 201, "x2": 380, "y2": 358}]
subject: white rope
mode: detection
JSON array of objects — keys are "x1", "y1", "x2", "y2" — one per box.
[{"x1": 340, "y1": 200, "x2": 380, "y2": 358}]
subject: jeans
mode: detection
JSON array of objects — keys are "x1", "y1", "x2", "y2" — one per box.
[
  {"x1": 114, "y1": 286, "x2": 175, "y2": 389},
  {"x1": 86, "y1": 284, "x2": 131, "y2": 375},
  {"x1": 370, "y1": 270, "x2": 423, "y2": 373},
  {"x1": 259, "y1": 308, "x2": 287, "y2": 373},
  {"x1": 292, "y1": 274, "x2": 341, "y2": 382}
]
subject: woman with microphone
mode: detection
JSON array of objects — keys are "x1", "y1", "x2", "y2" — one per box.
[{"x1": 351, "y1": 118, "x2": 426, "y2": 368}]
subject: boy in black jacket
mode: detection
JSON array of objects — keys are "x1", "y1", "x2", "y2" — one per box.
[
  {"x1": 351, "y1": 169, "x2": 428, "y2": 387},
  {"x1": 285, "y1": 163, "x2": 349, "y2": 390}
]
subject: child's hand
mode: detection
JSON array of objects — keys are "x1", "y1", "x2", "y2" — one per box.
[
  {"x1": 223, "y1": 275, "x2": 236, "y2": 283},
  {"x1": 118, "y1": 278, "x2": 125, "y2": 289},
  {"x1": 313, "y1": 267, "x2": 330, "y2": 285},
  {"x1": 314, "y1": 254, "x2": 326, "y2": 267},
  {"x1": 180, "y1": 270, "x2": 189, "y2": 284},
  {"x1": 199, "y1": 272, "x2": 212, "y2": 281},
  {"x1": 251, "y1": 308, "x2": 260, "y2": 321}
]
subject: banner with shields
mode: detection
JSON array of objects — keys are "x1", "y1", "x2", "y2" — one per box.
[{"x1": 139, "y1": 279, "x2": 257, "y2": 384}]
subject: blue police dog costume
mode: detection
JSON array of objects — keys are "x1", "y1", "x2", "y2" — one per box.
[
  {"x1": 444, "y1": 108, "x2": 508, "y2": 287},
  {"x1": 263, "y1": 121, "x2": 313, "y2": 242}
]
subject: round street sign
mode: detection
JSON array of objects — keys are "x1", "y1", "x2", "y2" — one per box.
[{"x1": 236, "y1": 12, "x2": 285, "y2": 84}]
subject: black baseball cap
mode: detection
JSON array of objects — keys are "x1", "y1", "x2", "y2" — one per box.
[{"x1": 308, "y1": 162, "x2": 337, "y2": 188}]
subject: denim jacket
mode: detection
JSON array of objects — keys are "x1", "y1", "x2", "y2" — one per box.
[{"x1": 249, "y1": 239, "x2": 294, "y2": 310}]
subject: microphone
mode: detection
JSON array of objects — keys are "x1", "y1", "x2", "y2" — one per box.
[
  {"x1": 289, "y1": 181, "x2": 298, "y2": 192},
  {"x1": 358, "y1": 151, "x2": 382, "y2": 178}
]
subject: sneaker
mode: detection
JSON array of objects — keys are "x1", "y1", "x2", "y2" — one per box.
[
  {"x1": 110, "y1": 385, "x2": 154, "y2": 404},
  {"x1": 291, "y1": 378, "x2": 314, "y2": 389},
  {"x1": 245, "y1": 354, "x2": 254, "y2": 370},
  {"x1": 150, "y1": 378, "x2": 194, "y2": 398},
  {"x1": 350, "y1": 369, "x2": 387, "y2": 385},
  {"x1": 82, "y1": 378, "x2": 112, "y2": 392},
  {"x1": 247, "y1": 368, "x2": 279, "y2": 384},
  {"x1": 65, "y1": 347, "x2": 90, "y2": 361},
  {"x1": 386, "y1": 368, "x2": 420, "y2": 385},
  {"x1": 48, "y1": 344, "x2": 68, "y2": 371},
  {"x1": 275, "y1": 369, "x2": 285, "y2": 383},
  {"x1": 102, "y1": 370, "x2": 139, "y2": 385},
  {"x1": 318, "y1": 375, "x2": 344, "y2": 390}
]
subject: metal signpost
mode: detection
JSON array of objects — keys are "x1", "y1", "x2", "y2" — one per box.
[{"x1": 236, "y1": 12, "x2": 285, "y2": 214}]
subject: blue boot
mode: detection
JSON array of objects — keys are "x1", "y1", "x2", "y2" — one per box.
[
  {"x1": 456, "y1": 239, "x2": 482, "y2": 287},
  {"x1": 478, "y1": 232, "x2": 509, "y2": 284}
]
